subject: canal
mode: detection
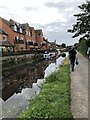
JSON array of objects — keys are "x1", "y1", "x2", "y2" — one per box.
[{"x1": 0, "y1": 54, "x2": 67, "y2": 119}]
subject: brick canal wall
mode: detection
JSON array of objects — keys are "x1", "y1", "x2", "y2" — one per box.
[{"x1": 1, "y1": 53, "x2": 43, "y2": 68}]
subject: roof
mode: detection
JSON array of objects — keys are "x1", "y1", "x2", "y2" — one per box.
[
  {"x1": 20, "y1": 24, "x2": 26, "y2": 30},
  {"x1": 35, "y1": 29, "x2": 43, "y2": 36},
  {"x1": 20, "y1": 23, "x2": 28, "y2": 30},
  {"x1": 30, "y1": 27, "x2": 34, "y2": 29},
  {"x1": 0, "y1": 17, "x2": 14, "y2": 32},
  {"x1": 0, "y1": 28, "x2": 8, "y2": 35},
  {"x1": 35, "y1": 29, "x2": 42, "y2": 33},
  {"x1": 0, "y1": 17, "x2": 10, "y2": 26}
]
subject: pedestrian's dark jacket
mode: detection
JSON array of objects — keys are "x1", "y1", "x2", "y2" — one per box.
[{"x1": 69, "y1": 48, "x2": 77, "y2": 60}]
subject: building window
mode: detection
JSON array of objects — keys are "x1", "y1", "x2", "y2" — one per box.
[
  {"x1": 15, "y1": 36, "x2": 19, "y2": 43},
  {"x1": 14, "y1": 36, "x2": 24, "y2": 44},
  {"x1": 20, "y1": 37, "x2": 24, "y2": 44},
  {"x1": 41, "y1": 42, "x2": 45, "y2": 46},
  {"x1": 29, "y1": 32, "x2": 31, "y2": 36},
  {"x1": 26, "y1": 40, "x2": 34, "y2": 46},
  {"x1": 40, "y1": 35, "x2": 43, "y2": 38},
  {"x1": 20, "y1": 28, "x2": 22, "y2": 33},
  {"x1": 35, "y1": 43, "x2": 38, "y2": 46},
  {"x1": 3, "y1": 35, "x2": 7, "y2": 41},
  {"x1": 15, "y1": 36, "x2": 19, "y2": 40},
  {"x1": 29, "y1": 41, "x2": 34, "y2": 46},
  {"x1": 26, "y1": 31, "x2": 28, "y2": 35},
  {"x1": 14, "y1": 25, "x2": 17, "y2": 31},
  {"x1": 21, "y1": 37, "x2": 23, "y2": 40},
  {"x1": 26, "y1": 41, "x2": 29, "y2": 46}
]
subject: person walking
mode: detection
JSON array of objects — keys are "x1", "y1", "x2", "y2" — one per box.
[{"x1": 69, "y1": 46, "x2": 77, "y2": 71}]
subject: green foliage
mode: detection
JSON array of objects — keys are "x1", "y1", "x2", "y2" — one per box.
[
  {"x1": 74, "y1": 38, "x2": 89, "y2": 56},
  {"x1": 68, "y1": 1, "x2": 90, "y2": 40},
  {"x1": 61, "y1": 43, "x2": 66, "y2": 48},
  {"x1": 17, "y1": 62, "x2": 73, "y2": 119},
  {"x1": 68, "y1": 0, "x2": 90, "y2": 56}
]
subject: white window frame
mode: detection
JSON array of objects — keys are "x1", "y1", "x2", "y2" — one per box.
[
  {"x1": 26, "y1": 31, "x2": 28, "y2": 35},
  {"x1": 29, "y1": 32, "x2": 31, "y2": 36},
  {"x1": 20, "y1": 28, "x2": 22, "y2": 33},
  {"x1": 21, "y1": 37, "x2": 24, "y2": 40},
  {"x1": 15, "y1": 36, "x2": 19, "y2": 40},
  {"x1": 14, "y1": 25, "x2": 17, "y2": 31}
]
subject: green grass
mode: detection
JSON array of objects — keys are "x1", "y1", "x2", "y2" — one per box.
[{"x1": 17, "y1": 58, "x2": 73, "y2": 120}]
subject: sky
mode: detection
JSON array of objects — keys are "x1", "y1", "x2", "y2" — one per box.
[{"x1": 0, "y1": 0, "x2": 86, "y2": 45}]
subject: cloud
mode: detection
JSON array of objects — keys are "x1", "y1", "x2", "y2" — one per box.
[
  {"x1": 0, "y1": 5, "x2": 8, "y2": 9},
  {"x1": 23, "y1": 7, "x2": 39, "y2": 12},
  {"x1": 0, "y1": 0, "x2": 85, "y2": 45},
  {"x1": 44, "y1": 30, "x2": 78, "y2": 45},
  {"x1": 31, "y1": 22, "x2": 78, "y2": 45},
  {"x1": 45, "y1": 22, "x2": 66, "y2": 32},
  {"x1": 32, "y1": 22, "x2": 66, "y2": 33},
  {"x1": 44, "y1": 1, "x2": 76, "y2": 11},
  {"x1": 44, "y1": 0, "x2": 85, "y2": 17},
  {"x1": 44, "y1": 0, "x2": 85, "y2": 10}
]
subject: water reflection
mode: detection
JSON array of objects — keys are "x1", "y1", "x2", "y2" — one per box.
[
  {"x1": 45, "y1": 56, "x2": 64, "y2": 77},
  {"x1": 1, "y1": 60, "x2": 51, "y2": 101},
  {"x1": 1, "y1": 54, "x2": 67, "y2": 118}
]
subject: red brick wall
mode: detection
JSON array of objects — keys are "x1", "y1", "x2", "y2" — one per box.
[
  {"x1": 0, "y1": 18, "x2": 49, "y2": 51},
  {"x1": 0, "y1": 34, "x2": 3, "y2": 41},
  {"x1": 31, "y1": 27, "x2": 36, "y2": 43},
  {"x1": 35, "y1": 30, "x2": 44, "y2": 49},
  {"x1": 14, "y1": 32, "x2": 26, "y2": 51},
  {"x1": 0, "y1": 19, "x2": 14, "y2": 46},
  {"x1": 25, "y1": 24, "x2": 34, "y2": 50}
]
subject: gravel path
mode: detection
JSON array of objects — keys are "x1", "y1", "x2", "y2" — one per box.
[{"x1": 70, "y1": 52, "x2": 88, "y2": 119}]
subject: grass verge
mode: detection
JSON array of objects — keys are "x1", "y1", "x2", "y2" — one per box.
[{"x1": 17, "y1": 58, "x2": 73, "y2": 120}]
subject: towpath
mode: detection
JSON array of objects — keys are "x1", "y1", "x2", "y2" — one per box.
[{"x1": 70, "y1": 52, "x2": 88, "y2": 119}]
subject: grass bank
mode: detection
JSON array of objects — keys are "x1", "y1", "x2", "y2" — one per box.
[{"x1": 17, "y1": 58, "x2": 73, "y2": 120}]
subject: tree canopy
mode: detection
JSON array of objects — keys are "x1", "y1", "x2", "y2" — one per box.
[
  {"x1": 61, "y1": 43, "x2": 66, "y2": 48},
  {"x1": 68, "y1": 1, "x2": 90, "y2": 40}
]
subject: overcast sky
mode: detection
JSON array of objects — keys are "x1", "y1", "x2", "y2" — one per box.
[{"x1": 0, "y1": 0, "x2": 86, "y2": 45}]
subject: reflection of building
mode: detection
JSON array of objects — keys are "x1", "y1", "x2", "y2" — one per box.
[
  {"x1": 1, "y1": 59, "x2": 50, "y2": 101},
  {"x1": 1, "y1": 80, "x2": 23, "y2": 101}
]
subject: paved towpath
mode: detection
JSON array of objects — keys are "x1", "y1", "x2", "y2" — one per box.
[{"x1": 70, "y1": 52, "x2": 88, "y2": 119}]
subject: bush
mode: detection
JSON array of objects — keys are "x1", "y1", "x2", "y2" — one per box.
[{"x1": 74, "y1": 38, "x2": 89, "y2": 56}]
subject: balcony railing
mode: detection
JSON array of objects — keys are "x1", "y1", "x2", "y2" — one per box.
[
  {"x1": 14, "y1": 39, "x2": 24, "y2": 44},
  {"x1": 26, "y1": 41, "x2": 34, "y2": 46}
]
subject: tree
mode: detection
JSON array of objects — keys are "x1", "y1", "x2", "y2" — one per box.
[
  {"x1": 61, "y1": 43, "x2": 66, "y2": 48},
  {"x1": 68, "y1": 1, "x2": 90, "y2": 40}
]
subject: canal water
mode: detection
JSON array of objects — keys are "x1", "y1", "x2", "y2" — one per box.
[{"x1": 0, "y1": 54, "x2": 67, "y2": 119}]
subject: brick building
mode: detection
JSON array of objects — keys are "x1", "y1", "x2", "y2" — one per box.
[
  {"x1": 0, "y1": 17, "x2": 51, "y2": 52},
  {"x1": 35, "y1": 29, "x2": 47, "y2": 50}
]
